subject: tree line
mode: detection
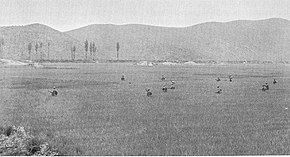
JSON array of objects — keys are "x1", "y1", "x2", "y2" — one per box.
[
  {"x1": 84, "y1": 40, "x2": 97, "y2": 61},
  {"x1": 1, "y1": 39, "x2": 120, "y2": 61},
  {"x1": 26, "y1": 40, "x2": 99, "y2": 61},
  {"x1": 27, "y1": 42, "x2": 50, "y2": 61}
]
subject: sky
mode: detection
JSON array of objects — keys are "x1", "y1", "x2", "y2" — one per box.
[{"x1": 0, "y1": 0, "x2": 289, "y2": 31}]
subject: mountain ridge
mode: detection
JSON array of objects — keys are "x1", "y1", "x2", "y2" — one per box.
[
  {"x1": 64, "y1": 18, "x2": 289, "y2": 32},
  {"x1": 0, "y1": 18, "x2": 289, "y2": 62},
  {"x1": 65, "y1": 18, "x2": 290, "y2": 61}
]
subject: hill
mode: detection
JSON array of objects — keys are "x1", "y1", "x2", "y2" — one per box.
[
  {"x1": 0, "y1": 23, "x2": 84, "y2": 61},
  {"x1": 0, "y1": 18, "x2": 289, "y2": 62},
  {"x1": 66, "y1": 18, "x2": 290, "y2": 62}
]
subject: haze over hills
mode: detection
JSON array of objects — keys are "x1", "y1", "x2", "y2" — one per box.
[
  {"x1": 0, "y1": 24, "x2": 84, "y2": 61},
  {"x1": 1, "y1": 18, "x2": 289, "y2": 62},
  {"x1": 66, "y1": 18, "x2": 290, "y2": 62}
]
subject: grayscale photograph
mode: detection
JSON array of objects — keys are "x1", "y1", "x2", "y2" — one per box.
[{"x1": 0, "y1": 0, "x2": 289, "y2": 156}]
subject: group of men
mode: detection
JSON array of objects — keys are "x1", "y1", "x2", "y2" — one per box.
[
  {"x1": 48, "y1": 75, "x2": 278, "y2": 97},
  {"x1": 121, "y1": 74, "x2": 175, "y2": 96},
  {"x1": 262, "y1": 79, "x2": 277, "y2": 91},
  {"x1": 215, "y1": 75, "x2": 233, "y2": 94}
]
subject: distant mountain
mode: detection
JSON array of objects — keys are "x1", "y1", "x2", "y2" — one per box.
[
  {"x1": 1, "y1": 18, "x2": 289, "y2": 62},
  {"x1": 66, "y1": 18, "x2": 290, "y2": 62},
  {"x1": 0, "y1": 23, "x2": 84, "y2": 61}
]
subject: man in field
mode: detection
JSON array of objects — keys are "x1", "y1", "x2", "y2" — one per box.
[
  {"x1": 273, "y1": 79, "x2": 277, "y2": 84},
  {"x1": 262, "y1": 82, "x2": 269, "y2": 91},
  {"x1": 229, "y1": 75, "x2": 233, "y2": 82},
  {"x1": 162, "y1": 85, "x2": 168, "y2": 92},
  {"x1": 170, "y1": 81, "x2": 175, "y2": 89},
  {"x1": 146, "y1": 89, "x2": 152, "y2": 96},
  {"x1": 161, "y1": 75, "x2": 166, "y2": 81},
  {"x1": 49, "y1": 86, "x2": 58, "y2": 96},
  {"x1": 265, "y1": 82, "x2": 269, "y2": 90},
  {"x1": 216, "y1": 86, "x2": 222, "y2": 94},
  {"x1": 121, "y1": 75, "x2": 125, "y2": 81}
]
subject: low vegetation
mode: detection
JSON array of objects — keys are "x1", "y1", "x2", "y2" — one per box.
[{"x1": 0, "y1": 126, "x2": 83, "y2": 156}]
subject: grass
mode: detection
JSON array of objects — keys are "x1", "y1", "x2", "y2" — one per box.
[{"x1": 0, "y1": 63, "x2": 289, "y2": 155}]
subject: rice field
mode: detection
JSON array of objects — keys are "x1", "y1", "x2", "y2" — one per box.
[{"x1": 0, "y1": 63, "x2": 289, "y2": 155}]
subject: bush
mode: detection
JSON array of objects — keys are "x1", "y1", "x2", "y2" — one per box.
[
  {"x1": 0, "y1": 126, "x2": 13, "y2": 136},
  {"x1": 26, "y1": 138, "x2": 42, "y2": 155},
  {"x1": 0, "y1": 125, "x2": 72, "y2": 156}
]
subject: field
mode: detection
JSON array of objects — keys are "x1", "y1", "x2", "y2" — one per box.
[{"x1": 0, "y1": 63, "x2": 289, "y2": 155}]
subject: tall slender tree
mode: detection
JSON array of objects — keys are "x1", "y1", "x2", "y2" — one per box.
[
  {"x1": 47, "y1": 42, "x2": 50, "y2": 60},
  {"x1": 71, "y1": 46, "x2": 76, "y2": 61},
  {"x1": 35, "y1": 43, "x2": 39, "y2": 60},
  {"x1": 93, "y1": 42, "x2": 96, "y2": 52},
  {"x1": 93, "y1": 42, "x2": 96, "y2": 60},
  {"x1": 39, "y1": 42, "x2": 43, "y2": 60},
  {"x1": 28, "y1": 43, "x2": 32, "y2": 60},
  {"x1": 73, "y1": 46, "x2": 76, "y2": 60},
  {"x1": 116, "y1": 42, "x2": 120, "y2": 60},
  {"x1": 0, "y1": 38, "x2": 4, "y2": 59},
  {"x1": 89, "y1": 42, "x2": 93, "y2": 58},
  {"x1": 85, "y1": 40, "x2": 88, "y2": 60}
]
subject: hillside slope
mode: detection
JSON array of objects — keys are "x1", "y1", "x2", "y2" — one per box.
[
  {"x1": 66, "y1": 18, "x2": 290, "y2": 61},
  {"x1": 0, "y1": 24, "x2": 84, "y2": 61},
  {"x1": 0, "y1": 18, "x2": 289, "y2": 62}
]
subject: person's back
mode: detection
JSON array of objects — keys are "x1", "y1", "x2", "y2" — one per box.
[
  {"x1": 216, "y1": 90, "x2": 222, "y2": 94},
  {"x1": 121, "y1": 75, "x2": 125, "y2": 81},
  {"x1": 262, "y1": 83, "x2": 269, "y2": 91},
  {"x1": 216, "y1": 86, "x2": 222, "y2": 94},
  {"x1": 51, "y1": 90, "x2": 58, "y2": 96},
  {"x1": 162, "y1": 86, "x2": 167, "y2": 92},
  {"x1": 146, "y1": 89, "x2": 152, "y2": 96},
  {"x1": 262, "y1": 85, "x2": 266, "y2": 91},
  {"x1": 170, "y1": 81, "x2": 175, "y2": 89},
  {"x1": 50, "y1": 87, "x2": 58, "y2": 96}
]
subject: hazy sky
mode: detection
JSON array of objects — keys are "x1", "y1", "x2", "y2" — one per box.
[{"x1": 0, "y1": 0, "x2": 289, "y2": 31}]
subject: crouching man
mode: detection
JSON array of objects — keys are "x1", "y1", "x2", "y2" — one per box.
[{"x1": 49, "y1": 86, "x2": 58, "y2": 96}]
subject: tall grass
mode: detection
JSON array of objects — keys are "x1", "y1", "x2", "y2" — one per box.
[{"x1": 0, "y1": 125, "x2": 83, "y2": 156}]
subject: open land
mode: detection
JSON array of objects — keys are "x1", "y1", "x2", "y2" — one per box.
[{"x1": 0, "y1": 63, "x2": 289, "y2": 155}]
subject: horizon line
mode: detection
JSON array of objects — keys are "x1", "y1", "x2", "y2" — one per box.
[{"x1": 0, "y1": 17, "x2": 288, "y2": 32}]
